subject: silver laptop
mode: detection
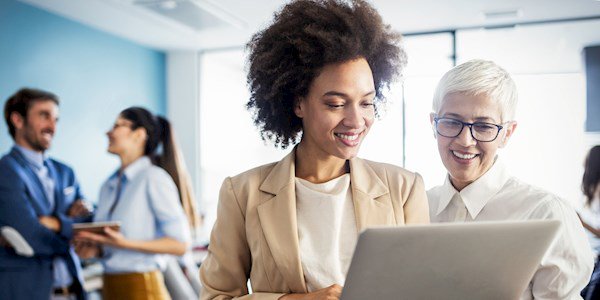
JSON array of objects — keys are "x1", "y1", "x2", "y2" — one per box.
[{"x1": 341, "y1": 220, "x2": 560, "y2": 300}]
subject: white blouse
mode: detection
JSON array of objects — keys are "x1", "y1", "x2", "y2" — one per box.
[
  {"x1": 295, "y1": 174, "x2": 357, "y2": 292},
  {"x1": 428, "y1": 157, "x2": 594, "y2": 300}
]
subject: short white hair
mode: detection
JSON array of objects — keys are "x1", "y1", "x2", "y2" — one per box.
[{"x1": 432, "y1": 59, "x2": 518, "y2": 122}]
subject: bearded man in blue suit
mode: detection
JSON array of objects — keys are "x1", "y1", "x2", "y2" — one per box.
[{"x1": 0, "y1": 88, "x2": 92, "y2": 300}]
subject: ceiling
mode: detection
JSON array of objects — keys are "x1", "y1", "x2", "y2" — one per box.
[{"x1": 20, "y1": 0, "x2": 600, "y2": 51}]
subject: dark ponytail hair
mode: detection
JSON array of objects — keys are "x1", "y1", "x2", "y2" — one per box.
[
  {"x1": 583, "y1": 145, "x2": 600, "y2": 206},
  {"x1": 119, "y1": 107, "x2": 200, "y2": 231}
]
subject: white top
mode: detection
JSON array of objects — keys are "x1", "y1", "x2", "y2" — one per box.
[
  {"x1": 427, "y1": 157, "x2": 594, "y2": 300},
  {"x1": 295, "y1": 174, "x2": 357, "y2": 292}
]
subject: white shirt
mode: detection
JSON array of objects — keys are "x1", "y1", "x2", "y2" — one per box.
[
  {"x1": 295, "y1": 174, "x2": 357, "y2": 292},
  {"x1": 427, "y1": 158, "x2": 594, "y2": 300},
  {"x1": 95, "y1": 156, "x2": 191, "y2": 273}
]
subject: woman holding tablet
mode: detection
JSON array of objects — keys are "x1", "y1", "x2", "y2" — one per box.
[
  {"x1": 75, "y1": 107, "x2": 191, "y2": 300},
  {"x1": 199, "y1": 1, "x2": 429, "y2": 298}
]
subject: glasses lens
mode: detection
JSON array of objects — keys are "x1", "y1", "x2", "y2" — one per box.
[
  {"x1": 471, "y1": 123, "x2": 499, "y2": 142},
  {"x1": 436, "y1": 118, "x2": 463, "y2": 137}
]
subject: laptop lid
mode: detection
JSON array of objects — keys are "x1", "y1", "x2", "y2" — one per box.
[{"x1": 341, "y1": 220, "x2": 560, "y2": 300}]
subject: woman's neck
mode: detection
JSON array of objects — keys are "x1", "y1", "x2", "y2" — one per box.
[
  {"x1": 119, "y1": 150, "x2": 144, "y2": 172},
  {"x1": 295, "y1": 142, "x2": 348, "y2": 184}
]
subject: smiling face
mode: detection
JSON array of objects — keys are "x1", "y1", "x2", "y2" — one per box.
[
  {"x1": 11, "y1": 100, "x2": 59, "y2": 152},
  {"x1": 294, "y1": 57, "x2": 376, "y2": 161},
  {"x1": 106, "y1": 116, "x2": 144, "y2": 156},
  {"x1": 431, "y1": 92, "x2": 517, "y2": 191}
]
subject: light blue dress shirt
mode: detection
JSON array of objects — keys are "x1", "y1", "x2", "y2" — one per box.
[
  {"x1": 13, "y1": 145, "x2": 73, "y2": 287},
  {"x1": 94, "y1": 156, "x2": 191, "y2": 274}
]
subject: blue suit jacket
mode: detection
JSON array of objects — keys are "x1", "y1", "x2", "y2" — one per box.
[{"x1": 0, "y1": 147, "x2": 88, "y2": 300}]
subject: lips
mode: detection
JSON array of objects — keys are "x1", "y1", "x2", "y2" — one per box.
[
  {"x1": 335, "y1": 131, "x2": 362, "y2": 146},
  {"x1": 41, "y1": 131, "x2": 53, "y2": 141},
  {"x1": 452, "y1": 150, "x2": 478, "y2": 160}
]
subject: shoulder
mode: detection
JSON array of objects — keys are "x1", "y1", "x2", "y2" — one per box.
[
  {"x1": 426, "y1": 184, "x2": 445, "y2": 201},
  {"x1": 228, "y1": 161, "x2": 279, "y2": 188},
  {"x1": 0, "y1": 154, "x2": 22, "y2": 185},
  {"x1": 505, "y1": 178, "x2": 575, "y2": 218},
  {"x1": 47, "y1": 158, "x2": 75, "y2": 175},
  {"x1": 0, "y1": 151, "x2": 20, "y2": 171},
  {"x1": 0, "y1": 153, "x2": 15, "y2": 171},
  {"x1": 143, "y1": 164, "x2": 176, "y2": 186},
  {"x1": 220, "y1": 161, "x2": 281, "y2": 212}
]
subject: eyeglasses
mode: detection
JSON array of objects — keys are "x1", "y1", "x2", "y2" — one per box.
[
  {"x1": 433, "y1": 117, "x2": 504, "y2": 142},
  {"x1": 110, "y1": 122, "x2": 133, "y2": 131}
]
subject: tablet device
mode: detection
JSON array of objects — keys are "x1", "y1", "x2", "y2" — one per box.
[
  {"x1": 341, "y1": 220, "x2": 560, "y2": 300},
  {"x1": 73, "y1": 221, "x2": 121, "y2": 235}
]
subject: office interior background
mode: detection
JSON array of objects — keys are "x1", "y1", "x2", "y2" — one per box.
[{"x1": 1, "y1": 0, "x2": 600, "y2": 244}]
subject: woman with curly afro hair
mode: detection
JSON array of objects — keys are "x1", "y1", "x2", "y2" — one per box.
[{"x1": 200, "y1": 1, "x2": 429, "y2": 298}]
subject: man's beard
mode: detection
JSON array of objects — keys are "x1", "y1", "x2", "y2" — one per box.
[{"x1": 23, "y1": 125, "x2": 51, "y2": 152}]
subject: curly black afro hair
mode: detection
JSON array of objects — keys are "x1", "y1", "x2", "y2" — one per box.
[{"x1": 246, "y1": 0, "x2": 407, "y2": 148}]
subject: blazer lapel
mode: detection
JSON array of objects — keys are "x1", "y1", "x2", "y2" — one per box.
[
  {"x1": 257, "y1": 150, "x2": 307, "y2": 293},
  {"x1": 349, "y1": 158, "x2": 394, "y2": 231},
  {"x1": 9, "y1": 148, "x2": 52, "y2": 215},
  {"x1": 45, "y1": 160, "x2": 64, "y2": 214}
]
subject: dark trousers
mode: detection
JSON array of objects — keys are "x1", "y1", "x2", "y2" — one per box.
[{"x1": 583, "y1": 255, "x2": 600, "y2": 300}]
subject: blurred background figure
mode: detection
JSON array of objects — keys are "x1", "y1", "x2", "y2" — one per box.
[
  {"x1": 578, "y1": 145, "x2": 600, "y2": 300},
  {"x1": 75, "y1": 107, "x2": 199, "y2": 300},
  {"x1": 0, "y1": 88, "x2": 92, "y2": 300}
]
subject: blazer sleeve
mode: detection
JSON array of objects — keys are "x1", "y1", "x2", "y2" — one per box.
[
  {"x1": 0, "y1": 167, "x2": 70, "y2": 256},
  {"x1": 402, "y1": 173, "x2": 430, "y2": 224},
  {"x1": 200, "y1": 178, "x2": 285, "y2": 300}
]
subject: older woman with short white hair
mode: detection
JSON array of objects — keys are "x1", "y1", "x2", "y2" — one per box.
[{"x1": 427, "y1": 59, "x2": 593, "y2": 299}]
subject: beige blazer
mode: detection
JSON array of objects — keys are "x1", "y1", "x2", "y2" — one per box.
[{"x1": 200, "y1": 150, "x2": 429, "y2": 299}]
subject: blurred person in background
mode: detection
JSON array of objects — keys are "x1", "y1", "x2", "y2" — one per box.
[
  {"x1": 75, "y1": 106, "x2": 195, "y2": 300},
  {"x1": 578, "y1": 145, "x2": 600, "y2": 300},
  {"x1": 0, "y1": 88, "x2": 92, "y2": 300}
]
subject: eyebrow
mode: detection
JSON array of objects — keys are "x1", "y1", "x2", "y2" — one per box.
[
  {"x1": 322, "y1": 90, "x2": 376, "y2": 98},
  {"x1": 441, "y1": 113, "x2": 498, "y2": 123}
]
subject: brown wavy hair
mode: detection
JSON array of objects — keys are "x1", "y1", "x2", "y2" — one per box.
[{"x1": 246, "y1": 0, "x2": 406, "y2": 148}]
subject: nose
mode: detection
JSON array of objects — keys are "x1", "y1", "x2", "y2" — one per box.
[
  {"x1": 454, "y1": 124, "x2": 477, "y2": 147},
  {"x1": 48, "y1": 117, "x2": 57, "y2": 130},
  {"x1": 342, "y1": 105, "x2": 366, "y2": 129}
]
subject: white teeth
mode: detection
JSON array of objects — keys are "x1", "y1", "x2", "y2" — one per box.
[
  {"x1": 336, "y1": 133, "x2": 358, "y2": 141},
  {"x1": 452, "y1": 151, "x2": 476, "y2": 159}
]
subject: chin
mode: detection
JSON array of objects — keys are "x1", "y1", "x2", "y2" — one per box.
[
  {"x1": 35, "y1": 144, "x2": 50, "y2": 152},
  {"x1": 450, "y1": 169, "x2": 479, "y2": 183},
  {"x1": 336, "y1": 150, "x2": 359, "y2": 160}
]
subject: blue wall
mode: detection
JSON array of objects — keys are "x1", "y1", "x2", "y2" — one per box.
[{"x1": 0, "y1": 0, "x2": 166, "y2": 202}]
